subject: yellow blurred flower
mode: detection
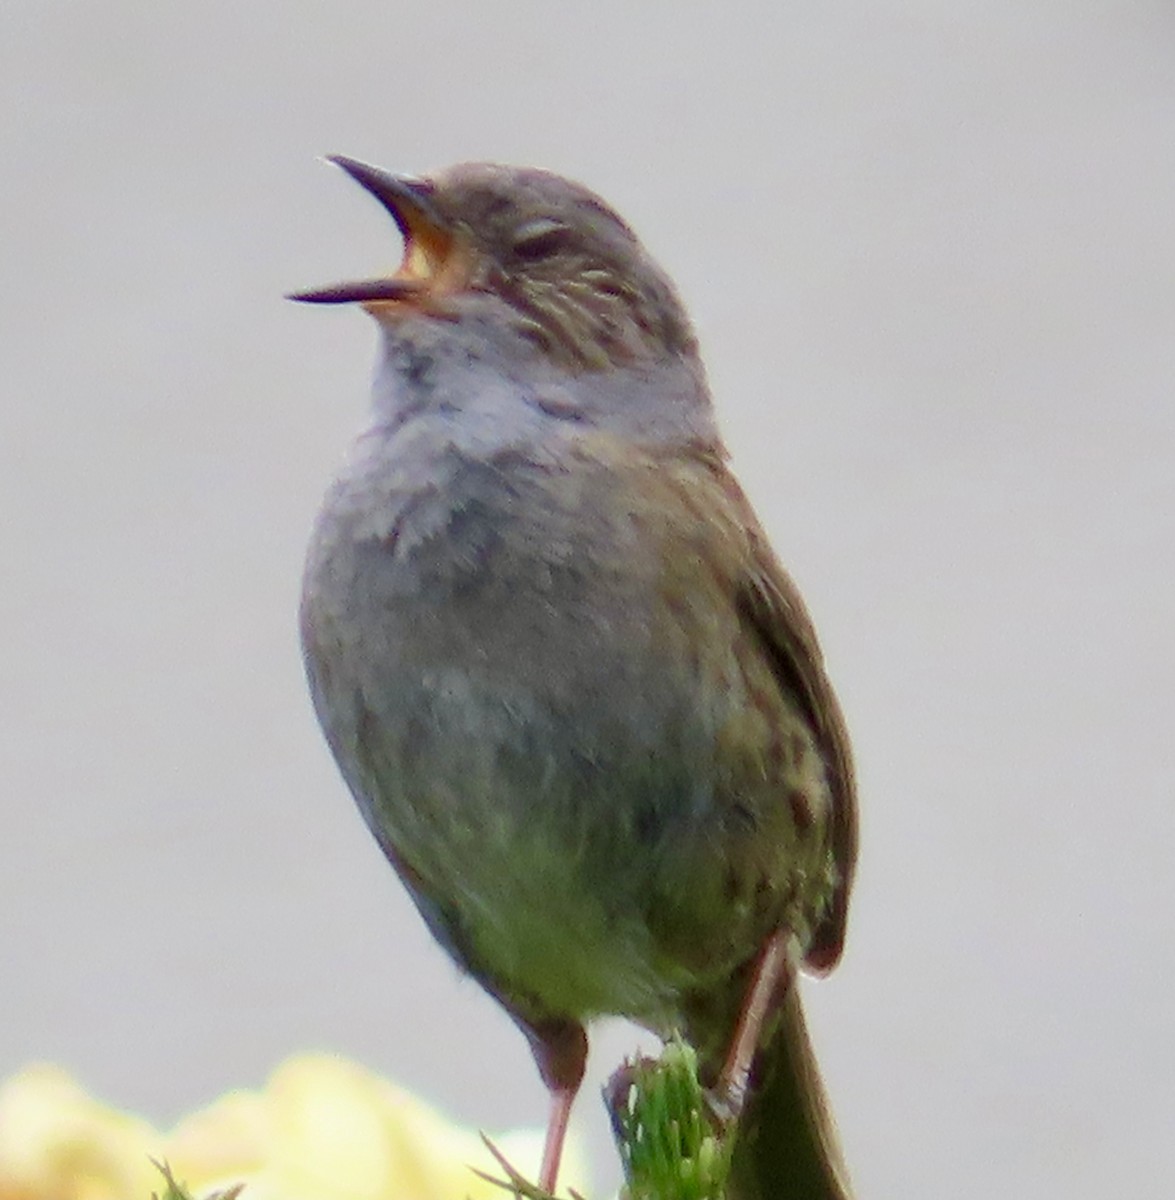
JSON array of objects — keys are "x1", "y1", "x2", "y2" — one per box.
[{"x1": 0, "y1": 1055, "x2": 587, "y2": 1200}]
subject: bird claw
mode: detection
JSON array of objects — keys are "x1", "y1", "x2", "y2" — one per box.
[
  {"x1": 702, "y1": 1078, "x2": 744, "y2": 1129},
  {"x1": 473, "y1": 1134, "x2": 585, "y2": 1200}
]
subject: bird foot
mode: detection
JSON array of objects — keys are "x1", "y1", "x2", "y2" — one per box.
[
  {"x1": 473, "y1": 1134, "x2": 580, "y2": 1200},
  {"x1": 701, "y1": 1079, "x2": 744, "y2": 1130}
]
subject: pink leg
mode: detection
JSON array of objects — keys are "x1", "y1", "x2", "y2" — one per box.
[
  {"x1": 715, "y1": 929, "x2": 793, "y2": 1120},
  {"x1": 539, "y1": 1082, "x2": 578, "y2": 1193},
  {"x1": 522, "y1": 1017, "x2": 588, "y2": 1195}
]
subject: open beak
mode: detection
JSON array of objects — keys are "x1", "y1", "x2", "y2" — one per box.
[{"x1": 288, "y1": 156, "x2": 456, "y2": 305}]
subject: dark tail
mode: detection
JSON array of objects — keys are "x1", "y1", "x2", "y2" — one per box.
[{"x1": 727, "y1": 985, "x2": 854, "y2": 1200}]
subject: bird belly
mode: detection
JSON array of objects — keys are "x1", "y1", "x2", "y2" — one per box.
[{"x1": 301, "y1": 439, "x2": 837, "y2": 1028}]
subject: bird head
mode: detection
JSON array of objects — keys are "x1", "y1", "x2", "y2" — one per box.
[{"x1": 289, "y1": 157, "x2": 697, "y2": 371}]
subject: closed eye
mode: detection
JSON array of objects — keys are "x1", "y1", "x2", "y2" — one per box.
[{"x1": 511, "y1": 219, "x2": 573, "y2": 261}]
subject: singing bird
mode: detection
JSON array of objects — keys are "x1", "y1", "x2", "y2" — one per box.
[{"x1": 292, "y1": 157, "x2": 857, "y2": 1199}]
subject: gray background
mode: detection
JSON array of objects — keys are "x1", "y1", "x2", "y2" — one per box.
[{"x1": 2, "y1": 3, "x2": 1173, "y2": 1197}]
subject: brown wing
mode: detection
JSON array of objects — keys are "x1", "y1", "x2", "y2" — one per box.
[
  {"x1": 712, "y1": 459, "x2": 858, "y2": 974},
  {"x1": 571, "y1": 431, "x2": 859, "y2": 974}
]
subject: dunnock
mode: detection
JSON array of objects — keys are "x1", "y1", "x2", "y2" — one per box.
[{"x1": 292, "y1": 157, "x2": 857, "y2": 1199}]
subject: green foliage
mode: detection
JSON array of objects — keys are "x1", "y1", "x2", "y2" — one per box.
[{"x1": 608, "y1": 1038, "x2": 733, "y2": 1200}]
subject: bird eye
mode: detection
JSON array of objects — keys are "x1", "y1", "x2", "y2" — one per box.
[{"x1": 511, "y1": 219, "x2": 572, "y2": 261}]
